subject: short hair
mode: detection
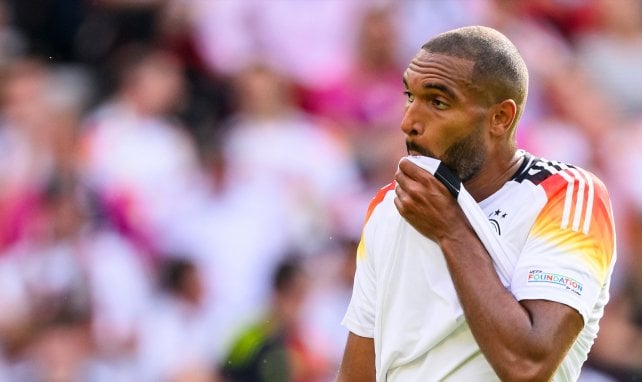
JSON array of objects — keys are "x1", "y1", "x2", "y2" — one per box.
[
  {"x1": 272, "y1": 256, "x2": 304, "y2": 294},
  {"x1": 422, "y1": 26, "x2": 529, "y2": 130}
]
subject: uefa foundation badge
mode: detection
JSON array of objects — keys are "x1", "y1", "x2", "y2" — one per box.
[{"x1": 527, "y1": 270, "x2": 583, "y2": 296}]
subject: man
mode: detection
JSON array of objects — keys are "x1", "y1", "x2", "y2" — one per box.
[{"x1": 337, "y1": 26, "x2": 616, "y2": 381}]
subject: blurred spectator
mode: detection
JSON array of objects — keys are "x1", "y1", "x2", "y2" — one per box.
[
  {"x1": 0, "y1": 177, "x2": 92, "y2": 380},
  {"x1": 604, "y1": 118, "x2": 642, "y2": 267},
  {"x1": 0, "y1": 59, "x2": 93, "y2": 247},
  {"x1": 137, "y1": 257, "x2": 219, "y2": 382},
  {"x1": 584, "y1": 116, "x2": 642, "y2": 380},
  {"x1": 586, "y1": 266, "x2": 642, "y2": 380},
  {"x1": 575, "y1": 0, "x2": 642, "y2": 121},
  {"x1": 222, "y1": 63, "x2": 364, "y2": 253},
  {"x1": 159, "y1": 132, "x2": 292, "y2": 362},
  {"x1": 80, "y1": 44, "x2": 200, "y2": 255},
  {"x1": 519, "y1": 0, "x2": 597, "y2": 40},
  {"x1": 222, "y1": 256, "x2": 328, "y2": 382},
  {"x1": 304, "y1": 6, "x2": 407, "y2": 190},
  {"x1": 189, "y1": 0, "x2": 366, "y2": 88},
  {"x1": 302, "y1": 236, "x2": 358, "y2": 376},
  {"x1": 476, "y1": 0, "x2": 620, "y2": 173},
  {"x1": 156, "y1": 0, "x2": 235, "y2": 146},
  {"x1": 7, "y1": 297, "x2": 106, "y2": 381},
  {"x1": 0, "y1": 60, "x2": 52, "y2": 250},
  {"x1": 0, "y1": 173, "x2": 153, "y2": 381},
  {"x1": 397, "y1": 0, "x2": 489, "y2": 63}
]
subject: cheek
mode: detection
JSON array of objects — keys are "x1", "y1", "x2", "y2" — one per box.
[{"x1": 421, "y1": 120, "x2": 469, "y2": 157}]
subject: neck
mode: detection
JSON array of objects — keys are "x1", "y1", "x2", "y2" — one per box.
[{"x1": 464, "y1": 149, "x2": 524, "y2": 202}]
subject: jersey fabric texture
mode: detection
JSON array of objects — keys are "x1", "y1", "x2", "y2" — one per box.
[{"x1": 342, "y1": 152, "x2": 617, "y2": 381}]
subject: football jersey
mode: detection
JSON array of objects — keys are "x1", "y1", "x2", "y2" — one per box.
[{"x1": 342, "y1": 151, "x2": 616, "y2": 381}]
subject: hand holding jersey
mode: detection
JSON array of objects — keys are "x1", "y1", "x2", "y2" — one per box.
[{"x1": 401, "y1": 155, "x2": 516, "y2": 285}]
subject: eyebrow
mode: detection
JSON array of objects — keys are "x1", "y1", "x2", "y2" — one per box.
[
  {"x1": 423, "y1": 82, "x2": 456, "y2": 100},
  {"x1": 402, "y1": 75, "x2": 457, "y2": 101}
]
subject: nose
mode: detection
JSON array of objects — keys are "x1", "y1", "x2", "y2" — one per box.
[{"x1": 400, "y1": 102, "x2": 424, "y2": 137}]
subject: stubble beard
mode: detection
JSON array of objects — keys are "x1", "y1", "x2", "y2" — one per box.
[
  {"x1": 442, "y1": 124, "x2": 486, "y2": 182},
  {"x1": 406, "y1": 124, "x2": 486, "y2": 182}
]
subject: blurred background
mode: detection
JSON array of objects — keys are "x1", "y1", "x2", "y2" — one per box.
[{"x1": 0, "y1": 0, "x2": 640, "y2": 381}]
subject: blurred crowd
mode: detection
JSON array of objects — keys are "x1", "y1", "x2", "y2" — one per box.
[{"x1": 0, "y1": 0, "x2": 640, "y2": 381}]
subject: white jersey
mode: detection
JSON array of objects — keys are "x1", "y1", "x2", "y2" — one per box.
[{"x1": 342, "y1": 152, "x2": 616, "y2": 381}]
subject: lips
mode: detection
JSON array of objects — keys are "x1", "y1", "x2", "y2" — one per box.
[{"x1": 406, "y1": 140, "x2": 430, "y2": 157}]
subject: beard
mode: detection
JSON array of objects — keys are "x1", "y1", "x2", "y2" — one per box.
[{"x1": 406, "y1": 124, "x2": 486, "y2": 182}]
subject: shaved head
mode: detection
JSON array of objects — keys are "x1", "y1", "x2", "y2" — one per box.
[{"x1": 421, "y1": 26, "x2": 529, "y2": 133}]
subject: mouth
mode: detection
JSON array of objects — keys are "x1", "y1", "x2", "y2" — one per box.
[{"x1": 406, "y1": 141, "x2": 433, "y2": 158}]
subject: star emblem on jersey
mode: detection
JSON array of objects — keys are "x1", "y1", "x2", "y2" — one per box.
[{"x1": 489, "y1": 209, "x2": 507, "y2": 235}]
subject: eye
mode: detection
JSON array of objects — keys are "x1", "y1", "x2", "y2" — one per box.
[
  {"x1": 403, "y1": 91, "x2": 415, "y2": 104},
  {"x1": 432, "y1": 98, "x2": 448, "y2": 110}
]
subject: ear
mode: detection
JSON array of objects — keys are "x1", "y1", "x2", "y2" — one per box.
[{"x1": 488, "y1": 99, "x2": 517, "y2": 137}]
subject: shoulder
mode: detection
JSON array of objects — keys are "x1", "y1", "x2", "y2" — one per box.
[
  {"x1": 513, "y1": 153, "x2": 610, "y2": 210},
  {"x1": 514, "y1": 153, "x2": 592, "y2": 185},
  {"x1": 363, "y1": 182, "x2": 396, "y2": 224},
  {"x1": 515, "y1": 153, "x2": 615, "y2": 277}
]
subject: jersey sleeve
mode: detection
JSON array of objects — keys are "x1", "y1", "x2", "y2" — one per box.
[
  {"x1": 511, "y1": 168, "x2": 616, "y2": 324},
  {"x1": 341, "y1": 182, "x2": 394, "y2": 338}
]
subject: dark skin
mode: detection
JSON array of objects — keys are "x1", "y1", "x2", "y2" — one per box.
[{"x1": 337, "y1": 51, "x2": 583, "y2": 382}]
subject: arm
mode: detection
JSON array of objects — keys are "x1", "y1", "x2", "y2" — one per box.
[
  {"x1": 337, "y1": 332, "x2": 375, "y2": 382},
  {"x1": 394, "y1": 158, "x2": 583, "y2": 381}
]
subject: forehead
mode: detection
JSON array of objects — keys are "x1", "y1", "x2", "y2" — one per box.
[{"x1": 403, "y1": 51, "x2": 475, "y2": 93}]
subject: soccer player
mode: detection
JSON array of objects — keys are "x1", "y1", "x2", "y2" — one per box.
[{"x1": 338, "y1": 26, "x2": 616, "y2": 381}]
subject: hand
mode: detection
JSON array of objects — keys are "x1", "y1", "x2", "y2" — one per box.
[{"x1": 394, "y1": 157, "x2": 468, "y2": 243}]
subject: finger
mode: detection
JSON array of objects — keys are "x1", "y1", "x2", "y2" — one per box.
[
  {"x1": 398, "y1": 157, "x2": 431, "y2": 181},
  {"x1": 394, "y1": 167, "x2": 411, "y2": 191},
  {"x1": 397, "y1": 158, "x2": 435, "y2": 189},
  {"x1": 395, "y1": 170, "x2": 424, "y2": 201},
  {"x1": 393, "y1": 190, "x2": 408, "y2": 217},
  {"x1": 393, "y1": 195, "x2": 403, "y2": 215},
  {"x1": 394, "y1": 180, "x2": 405, "y2": 199},
  {"x1": 397, "y1": 159, "x2": 441, "y2": 195},
  {"x1": 394, "y1": 181, "x2": 415, "y2": 207}
]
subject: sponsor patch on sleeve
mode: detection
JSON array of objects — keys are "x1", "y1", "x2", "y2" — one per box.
[{"x1": 527, "y1": 270, "x2": 583, "y2": 296}]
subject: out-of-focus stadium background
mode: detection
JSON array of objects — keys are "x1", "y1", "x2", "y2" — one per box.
[{"x1": 0, "y1": 0, "x2": 640, "y2": 381}]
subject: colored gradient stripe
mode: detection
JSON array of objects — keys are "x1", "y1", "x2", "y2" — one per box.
[
  {"x1": 531, "y1": 170, "x2": 615, "y2": 281},
  {"x1": 364, "y1": 181, "x2": 396, "y2": 224},
  {"x1": 357, "y1": 182, "x2": 396, "y2": 260}
]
